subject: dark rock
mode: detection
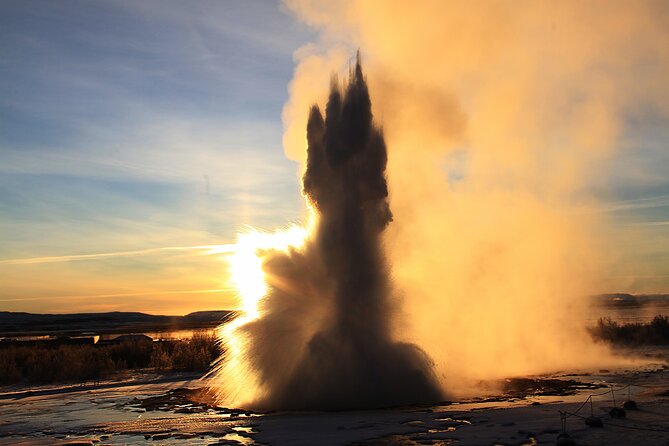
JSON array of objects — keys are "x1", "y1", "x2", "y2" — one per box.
[
  {"x1": 609, "y1": 407, "x2": 626, "y2": 418},
  {"x1": 585, "y1": 416, "x2": 603, "y2": 427},
  {"x1": 556, "y1": 432, "x2": 577, "y2": 446},
  {"x1": 623, "y1": 400, "x2": 638, "y2": 410}
]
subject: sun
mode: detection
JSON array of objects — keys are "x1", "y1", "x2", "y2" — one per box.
[
  {"x1": 206, "y1": 220, "x2": 313, "y2": 407},
  {"x1": 228, "y1": 224, "x2": 311, "y2": 320}
]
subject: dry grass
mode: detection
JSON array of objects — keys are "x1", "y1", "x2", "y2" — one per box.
[{"x1": 0, "y1": 332, "x2": 221, "y2": 385}]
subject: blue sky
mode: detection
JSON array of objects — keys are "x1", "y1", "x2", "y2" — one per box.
[
  {"x1": 0, "y1": 1, "x2": 667, "y2": 314},
  {"x1": 0, "y1": 0, "x2": 314, "y2": 313}
]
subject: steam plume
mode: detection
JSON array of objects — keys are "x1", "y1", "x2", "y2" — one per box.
[
  {"x1": 281, "y1": 1, "x2": 669, "y2": 394},
  {"x1": 212, "y1": 56, "x2": 441, "y2": 410}
]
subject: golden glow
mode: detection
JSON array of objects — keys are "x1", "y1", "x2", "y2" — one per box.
[
  {"x1": 275, "y1": 0, "x2": 669, "y2": 395},
  {"x1": 209, "y1": 221, "x2": 311, "y2": 407},
  {"x1": 208, "y1": 0, "x2": 669, "y2": 403},
  {"x1": 229, "y1": 225, "x2": 309, "y2": 319}
]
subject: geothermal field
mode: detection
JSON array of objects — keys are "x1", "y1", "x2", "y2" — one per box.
[
  {"x1": 1, "y1": 309, "x2": 669, "y2": 445},
  {"x1": 3, "y1": 58, "x2": 669, "y2": 446}
]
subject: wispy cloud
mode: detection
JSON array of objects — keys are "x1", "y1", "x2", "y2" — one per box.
[
  {"x1": 621, "y1": 221, "x2": 669, "y2": 227},
  {"x1": 609, "y1": 274, "x2": 669, "y2": 279},
  {"x1": 0, "y1": 244, "x2": 235, "y2": 265},
  {"x1": 597, "y1": 194, "x2": 669, "y2": 213},
  {"x1": 0, "y1": 1, "x2": 314, "y2": 313}
]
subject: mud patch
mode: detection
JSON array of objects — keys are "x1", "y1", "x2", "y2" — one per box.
[{"x1": 501, "y1": 377, "x2": 606, "y2": 398}]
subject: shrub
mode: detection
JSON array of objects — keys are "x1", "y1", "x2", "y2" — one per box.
[
  {"x1": 591, "y1": 315, "x2": 669, "y2": 345},
  {"x1": 171, "y1": 332, "x2": 219, "y2": 371},
  {"x1": 0, "y1": 331, "x2": 222, "y2": 385}
]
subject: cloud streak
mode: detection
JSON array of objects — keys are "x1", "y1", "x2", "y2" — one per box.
[
  {"x1": 0, "y1": 244, "x2": 236, "y2": 266},
  {"x1": 597, "y1": 195, "x2": 669, "y2": 213}
]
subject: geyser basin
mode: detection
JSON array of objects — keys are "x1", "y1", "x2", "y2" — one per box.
[{"x1": 208, "y1": 54, "x2": 442, "y2": 410}]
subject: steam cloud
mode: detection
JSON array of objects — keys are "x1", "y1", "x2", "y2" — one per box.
[
  {"x1": 281, "y1": 0, "x2": 669, "y2": 395},
  {"x1": 213, "y1": 1, "x2": 669, "y2": 407},
  {"x1": 218, "y1": 56, "x2": 441, "y2": 410}
]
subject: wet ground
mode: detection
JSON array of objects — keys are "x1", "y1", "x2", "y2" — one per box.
[{"x1": 2, "y1": 353, "x2": 669, "y2": 446}]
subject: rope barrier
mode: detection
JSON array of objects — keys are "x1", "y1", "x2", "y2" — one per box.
[
  {"x1": 565, "y1": 381, "x2": 656, "y2": 417},
  {"x1": 554, "y1": 378, "x2": 669, "y2": 441},
  {"x1": 565, "y1": 410, "x2": 669, "y2": 433},
  {"x1": 565, "y1": 395, "x2": 591, "y2": 418}
]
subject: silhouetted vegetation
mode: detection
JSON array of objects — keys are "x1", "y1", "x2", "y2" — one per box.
[
  {"x1": 0, "y1": 332, "x2": 220, "y2": 385},
  {"x1": 150, "y1": 332, "x2": 221, "y2": 372},
  {"x1": 591, "y1": 315, "x2": 669, "y2": 345}
]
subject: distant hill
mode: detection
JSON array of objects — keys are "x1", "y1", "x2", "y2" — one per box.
[
  {"x1": 184, "y1": 310, "x2": 234, "y2": 321},
  {"x1": 592, "y1": 293, "x2": 669, "y2": 307},
  {"x1": 0, "y1": 310, "x2": 237, "y2": 337}
]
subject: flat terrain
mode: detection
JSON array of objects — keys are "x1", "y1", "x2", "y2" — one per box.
[
  {"x1": 2, "y1": 301, "x2": 668, "y2": 445},
  {"x1": 0, "y1": 311, "x2": 235, "y2": 338},
  {"x1": 1, "y1": 349, "x2": 668, "y2": 445}
]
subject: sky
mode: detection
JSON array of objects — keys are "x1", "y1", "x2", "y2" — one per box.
[
  {"x1": 0, "y1": 0, "x2": 314, "y2": 314},
  {"x1": 1, "y1": 0, "x2": 668, "y2": 315}
]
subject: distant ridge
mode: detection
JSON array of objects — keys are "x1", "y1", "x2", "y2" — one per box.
[
  {"x1": 593, "y1": 293, "x2": 669, "y2": 307},
  {"x1": 0, "y1": 310, "x2": 237, "y2": 337}
]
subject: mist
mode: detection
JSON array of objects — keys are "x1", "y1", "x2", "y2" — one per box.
[
  {"x1": 282, "y1": 0, "x2": 669, "y2": 395},
  {"x1": 209, "y1": 57, "x2": 441, "y2": 410}
]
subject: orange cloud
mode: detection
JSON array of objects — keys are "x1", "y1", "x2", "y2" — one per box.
[{"x1": 282, "y1": 0, "x2": 669, "y2": 393}]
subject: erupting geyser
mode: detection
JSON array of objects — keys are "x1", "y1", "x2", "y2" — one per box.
[{"x1": 208, "y1": 54, "x2": 442, "y2": 410}]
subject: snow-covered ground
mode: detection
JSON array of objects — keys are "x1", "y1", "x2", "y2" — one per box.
[{"x1": 1, "y1": 350, "x2": 668, "y2": 446}]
